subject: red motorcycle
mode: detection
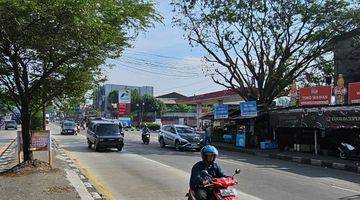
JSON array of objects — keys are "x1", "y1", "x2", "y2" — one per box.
[{"x1": 186, "y1": 169, "x2": 241, "y2": 200}]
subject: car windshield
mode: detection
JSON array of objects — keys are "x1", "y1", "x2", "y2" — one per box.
[
  {"x1": 176, "y1": 127, "x2": 194, "y2": 134},
  {"x1": 7, "y1": 121, "x2": 16, "y2": 124},
  {"x1": 64, "y1": 122, "x2": 75, "y2": 128},
  {"x1": 96, "y1": 124, "x2": 119, "y2": 135}
]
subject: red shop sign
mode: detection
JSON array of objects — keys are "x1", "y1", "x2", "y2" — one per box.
[
  {"x1": 117, "y1": 103, "x2": 127, "y2": 116},
  {"x1": 299, "y1": 86, "x2": 332, "y2": 106},
  {"x1": 348, "y1": 82, "x2": 360, "y2": 104}
]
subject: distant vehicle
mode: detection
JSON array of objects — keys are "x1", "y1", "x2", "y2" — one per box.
[
  {"x1": 5, "y1": 120, "x2": 17, "y2": 130},
  {"x1": 158, "y1": 124, "x2": 203, "y2": 151},
  {"x1": 4, "y1": 114, "x2": 11, "y2": 121},
  {"x1": 142, "y1": 127, "x2": 150, "y2": 144},
  {"x1": 61, "y1": 121, "x2": 77, "y2": 135},
  {"x1": 87, "y1": 120, "x2": 124, "y2": 152}
]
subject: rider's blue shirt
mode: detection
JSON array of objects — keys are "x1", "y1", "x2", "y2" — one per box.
[{"x1": 189, "y1": 161, "x2": 226, "y2": 190}]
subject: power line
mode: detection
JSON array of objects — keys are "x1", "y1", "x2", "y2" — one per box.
[
  {"x1": 117, "y1": 58, "x2": 201, "y2": 75},
  {"x1": 115, "y1": 62, "x2": 203, "y2": 78},
  {"x1": 126, "y1": 49, "x2": 201, "y2": 61}
]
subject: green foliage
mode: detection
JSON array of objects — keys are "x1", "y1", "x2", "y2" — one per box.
[
  {"x1": 0, "y1": 0, "x2": 159, "y2": 160},
  {"x1": 172, "y1": 0, "x2": 358, "y2": 105},
  {"x1": 108, "y1": 90, "x2": 119, "y2": 104},
  {"x1": 30, "y1": 112, "x2": 43, "y2": 130},
  {"x1": 145, "y1": 122, "x2": 160, "y2": 131},
  {"x1": 107, "y1": 90, "x2": 119, "y2": 118},
  {"x1": 166, "y1": 104, "x2": 195, "y2": 113},
  {"x1": 130, "y1": 89, "x2": 164, "y2": 117}
]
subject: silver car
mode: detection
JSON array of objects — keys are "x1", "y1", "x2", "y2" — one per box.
[{"x1": 158, "y1": 124, "x2": 203, "y2": 151}]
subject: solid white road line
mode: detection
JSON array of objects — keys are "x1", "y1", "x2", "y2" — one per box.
[{"x1": 331, "y1": 185, "x2": 360, "y2": 194}]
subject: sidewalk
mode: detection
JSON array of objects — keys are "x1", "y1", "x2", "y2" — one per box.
[
  {"x1": 0, "y1": 140, "x2": 101, "y2": 200},
  {"x1": 213, "y1": 142, "x2": 360, "y2": 174}
]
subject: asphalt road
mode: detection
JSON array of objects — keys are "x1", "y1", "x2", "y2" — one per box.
[{"x1": 50, "y1": 124, "x2": 360, "y2": 200}]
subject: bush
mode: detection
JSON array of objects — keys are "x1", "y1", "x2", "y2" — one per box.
[{"x1": 146, "y1": 123, "x2": 160, "y2": 131}]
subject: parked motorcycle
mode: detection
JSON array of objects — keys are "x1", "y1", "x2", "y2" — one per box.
[
  {"x1": 142, "y1": 130, "x2": 150, "y2": 144},
  {"x1": 338, "y1": 142, "x2": 360, "y2": 159},
  {"x1": 186, "y1": 169, "x2": 241, "y2": 200}
]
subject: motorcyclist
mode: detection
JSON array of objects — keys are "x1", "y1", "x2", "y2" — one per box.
[
  {"x1": 141, "y1": 124, "x2": 150, "y2": 140},
  {"x1": 189, "y1": 145, "x2": 226, "y2": 200}
]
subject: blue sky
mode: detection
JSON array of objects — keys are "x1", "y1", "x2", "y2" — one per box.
[{"x1": 104, "y1": 1, "x2": 224, "y2": 97}]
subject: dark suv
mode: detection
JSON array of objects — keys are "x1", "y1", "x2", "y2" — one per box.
[{"x1": 87, "y1": 120, "x2": 124, "y2": 152}]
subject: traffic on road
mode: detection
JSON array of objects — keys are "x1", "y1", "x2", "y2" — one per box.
[{"x1": 48, "y1": 120, "x2": 360, "y2": 200}]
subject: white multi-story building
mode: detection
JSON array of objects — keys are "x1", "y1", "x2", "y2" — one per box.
[{"x1": 94, "y1": 84, "x2": 153, "y2": 117}]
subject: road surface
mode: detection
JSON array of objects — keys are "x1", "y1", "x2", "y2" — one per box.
[{"x1": 50, "y1": 124, "x2": 360, "y2": 200}]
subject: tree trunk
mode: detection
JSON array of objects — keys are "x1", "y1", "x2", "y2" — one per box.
[
  {"x1": 21, "y1": 102, "x2": 33, "y2": 161},
  {"x1": 42, "y1": 105, "x2": 46, "y2": 130}
]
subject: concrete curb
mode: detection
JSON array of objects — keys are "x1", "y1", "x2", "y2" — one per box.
[
  {"x1": 52, "y1": 139, "x2": 104, "y2": 200},
  {"x1": 215, "y1": 144, "x2": 360, "y2": 174}
]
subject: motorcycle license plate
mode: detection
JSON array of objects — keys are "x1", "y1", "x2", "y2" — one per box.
[{"x1": 220, "y1": 189, "x2": 236, "y2": 197}]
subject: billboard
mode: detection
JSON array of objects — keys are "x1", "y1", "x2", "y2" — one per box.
[
  {"x1": 299, "y1": 86, "x2": 332, "y2": 106},
  {"x1": 118, "y1": 88, "x2": 131, "y2": 104},
  {"x1": 348, "y1": 82, "x2": 360, "y2": 104},
  {"x1": 214, "y1": 104, "x2": 228, "y2": 119}
]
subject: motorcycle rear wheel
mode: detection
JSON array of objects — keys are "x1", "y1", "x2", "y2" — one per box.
[{"x1": 339, "y1": 152, "x2": 349, "y2": 159}]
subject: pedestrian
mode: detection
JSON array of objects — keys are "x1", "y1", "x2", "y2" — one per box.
[
  {"x1": 205, "y1": 124, "x2": 213, "y2": 145},
  {"x1": 119, "y1": 122, "x2": 123, "y2": 132}
]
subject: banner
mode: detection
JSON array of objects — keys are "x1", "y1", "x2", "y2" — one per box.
[
  {"x1": 30, "y1": 130, "x2": 50, "y2": 151},
  {"x1": 240, "y1": 101, "x2": 257, "y2": 117},
  {"x1": 348, "y1": 82, "x2": 360, "y2": 104},
  {"x1": 270, "y1": 106, "x2": 360, "y2": 129},
  {"x1": 299, "y1": 86, "x2": 332, "y2": 106},
  {"x1": 118, "y1": 88, "x2": 131, "y2": 104},
  {"x1": 214, "y1": 104, "x2": 228, "y2": 119}
]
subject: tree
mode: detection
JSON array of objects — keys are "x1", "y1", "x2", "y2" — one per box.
[
  {"x1": 172, "y1": 0, "x2": 358, "y2": 106},
  {"x1": 107, "y1": 90, "x2": 119, "y2": 118},
  {"x1": 166, "y1": 104, "x2": 195, "y2": 113},
  {"x1": 0, "y1": 0, "x2": 158, "y2": 161},
  {"x1": 130, "y1": 90, "x2": 164, "y2": 121}
]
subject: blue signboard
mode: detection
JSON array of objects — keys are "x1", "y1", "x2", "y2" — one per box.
[
  {"x1": 118, "y1": 117, "x2": 132, "y2": 127},
  {"x1": 214, "y1": 104, "x2": 228, "y2": 119},
  {"x1": 240, "y1": 101, "x2": 257, "y2": 117},
  {"x1": 236, "y1": 133, "x2": 246, "y2": 147}
]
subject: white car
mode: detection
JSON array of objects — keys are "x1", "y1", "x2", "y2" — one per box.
[{"x1": 158, "y1": 124, "x2": 203, "y2": 151}]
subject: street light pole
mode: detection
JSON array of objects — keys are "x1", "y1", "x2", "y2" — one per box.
[
  {"x1": 136, "y1": 103, "x2": 140, "y2": 128},
  {"x1": 141, "y1": 102, "x2": 145, "y2": 125}
]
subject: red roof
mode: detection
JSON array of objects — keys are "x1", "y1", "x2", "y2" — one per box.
[{"x1": 176, "y1": 89, "x2": 241, "y2": 104}]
